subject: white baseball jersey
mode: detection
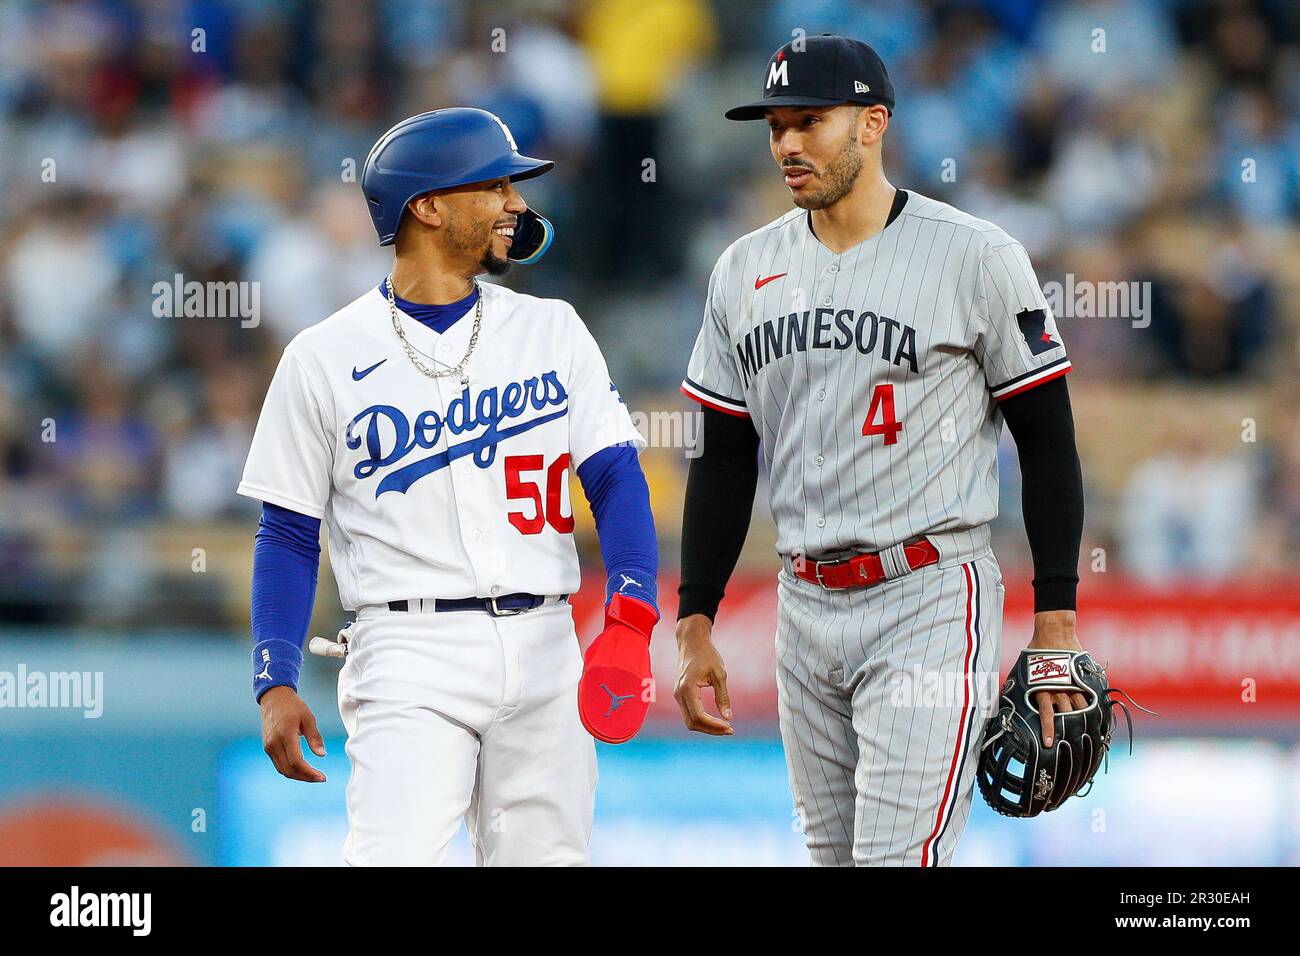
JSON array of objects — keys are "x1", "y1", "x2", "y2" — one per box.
[
  {"x1": 681, "y1": 190, "x2": 1069, "y2": 561},
  {"x1": 238, "y1": 281, "x2": 643, "y2": 609}
]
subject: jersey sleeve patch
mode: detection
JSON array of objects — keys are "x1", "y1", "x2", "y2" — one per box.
[
  {"x1": 681, "y1": 378, "x2": 749, "y2": 418},
  {"x1": 988, "y1": 356, "x2": 1072, "y2": 401},
  {"x1": 1016, "y1": 308, "x2": 1063, "y2": 356}
]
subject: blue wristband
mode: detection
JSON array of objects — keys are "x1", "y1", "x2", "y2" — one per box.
[
  {"x1": 253, "y1": 638, "x2": 304, "y2": 702},
  {"x1": 605, "y1": 565, "x2": 659, "y2": 610}
]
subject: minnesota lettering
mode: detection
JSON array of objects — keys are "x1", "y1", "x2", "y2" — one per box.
[{"x1": 735, "y1": 308, "x2": 918, "y2": 387}]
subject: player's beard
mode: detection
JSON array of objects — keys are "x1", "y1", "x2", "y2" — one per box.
[
  {"x1": 788, "y1": 128, "x2": 864, "y2": 210},
  {"x1": 480, "y1": 247, "x2": 512, "y2": 276},
  {"x1": 446, "y1": 214, "x2": 512, "y2": 277}
]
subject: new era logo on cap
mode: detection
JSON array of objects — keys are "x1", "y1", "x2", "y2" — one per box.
[{"x1": 854, "y1": 81, "x2": 870, "y2": 93}]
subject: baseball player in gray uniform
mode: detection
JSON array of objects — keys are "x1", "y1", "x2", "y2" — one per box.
[{"x1": 674, "y1": 35, "x2": 1089, "y2": 865}]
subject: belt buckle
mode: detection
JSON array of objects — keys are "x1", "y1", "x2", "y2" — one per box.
[
  {"x1": 487, "y1": 597, "x2": 526, "y2": 617},
  {"x1": 813, "y1": 560, "x2": 851, "y2": 592}
]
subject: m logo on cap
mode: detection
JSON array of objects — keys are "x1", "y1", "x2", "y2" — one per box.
[{"x1": 767, "y1": 54, "x2": 789, "y2": 89}]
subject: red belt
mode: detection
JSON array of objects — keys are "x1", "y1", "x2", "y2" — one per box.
[{"x1": 793, "y1": 538, "x2": 940, "y2": 591}]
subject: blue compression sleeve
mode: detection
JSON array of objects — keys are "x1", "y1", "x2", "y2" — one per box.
[
  {"x1": 575, "y1": 445, "x2": 659, "y2": 612},
  {"x1": 251, "y1": 502, "x2": 322, "y2": 701}
]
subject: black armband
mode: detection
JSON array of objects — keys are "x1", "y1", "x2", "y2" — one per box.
[
  {"x1": 998, "y1": 376, "x2": 1085, "y2": 612},
  {"x1": 677, "y1": 407, "x2": 760, "y2": 621}
]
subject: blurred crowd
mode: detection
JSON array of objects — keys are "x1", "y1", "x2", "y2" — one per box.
[{"x1": 0, "y1": 0, "x2": 1297, "y2": 628}]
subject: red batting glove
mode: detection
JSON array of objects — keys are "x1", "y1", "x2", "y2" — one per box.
[{"x1": 578, "y1": 594, "x2": 657, "y2": 744}]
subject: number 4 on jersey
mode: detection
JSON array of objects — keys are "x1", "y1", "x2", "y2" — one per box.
[{"x1": 861, "y1": 383, "x2": 903, "y2": 445}]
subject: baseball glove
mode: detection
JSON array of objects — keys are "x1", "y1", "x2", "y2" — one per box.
[{"x1": 976, "y1": 648, "x2": 1150, "y2": 818}]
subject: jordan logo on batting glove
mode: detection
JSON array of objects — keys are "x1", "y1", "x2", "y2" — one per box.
[{"x1": 579, "y1": 593, "x2": 657, "y2": 744}]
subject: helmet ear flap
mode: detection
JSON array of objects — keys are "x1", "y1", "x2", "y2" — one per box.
[{"x1": 507, "y1": 208, "x2": 553, "y2": 264}]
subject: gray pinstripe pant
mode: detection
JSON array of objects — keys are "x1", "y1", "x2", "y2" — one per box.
[{"x1": 775, "y1": 553, "x2": 1004, "y2": 866}]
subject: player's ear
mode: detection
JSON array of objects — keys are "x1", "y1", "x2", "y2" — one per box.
[
  {"x1": 860, "y1": 104, "x2": 888, "y2": 146},
  {"x1": 406, "y1": 193, "x2": 442, "y2": 230}
]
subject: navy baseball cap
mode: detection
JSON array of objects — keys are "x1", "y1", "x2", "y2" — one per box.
[{"x1": 726, "y1": 34, "x2": 895, "y2": 121}]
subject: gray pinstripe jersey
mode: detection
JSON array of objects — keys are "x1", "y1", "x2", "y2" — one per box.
[{"x1": 682, "y1": 191, "x2": 1070, "y2": 562}]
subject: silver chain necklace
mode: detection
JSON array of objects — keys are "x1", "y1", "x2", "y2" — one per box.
[{"x1": 386, "y1": 272, "x2": 482, "y2": 385}]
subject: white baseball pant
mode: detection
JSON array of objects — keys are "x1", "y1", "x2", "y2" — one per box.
[{"x1": 336, "y1": 600, "x2": 596, "y2": 866}]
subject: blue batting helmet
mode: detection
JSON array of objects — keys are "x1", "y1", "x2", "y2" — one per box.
[{"x1": 361, "y1": 108, "x2": 555, "y2": 263}]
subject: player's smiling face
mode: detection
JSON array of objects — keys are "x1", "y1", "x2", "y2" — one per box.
[
  {"x1": 767, "y1": 104, "x2": 867, "y2": 210},
  {"x1": 423, "y1": 176, "x2": 527, "y2": 276}
]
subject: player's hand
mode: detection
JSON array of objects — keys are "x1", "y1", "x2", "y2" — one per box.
[
  {"x1": 1026, "y1": 610, "x2": 1088, "y2": 747},
  {"x1": 674, "y1": 615, "x2": 734, "y2": 736},
  {"x1": 260, "y1": 686, "x2": 327, "y2": 782}
]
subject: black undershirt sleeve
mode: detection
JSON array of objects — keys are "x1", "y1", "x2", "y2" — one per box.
[
  {"x1": 677, "y1": 407, "x2": 760, "y2": 621},
  {"x1": 997, "y1": 376, "x2": 1084, "y2": 612}
]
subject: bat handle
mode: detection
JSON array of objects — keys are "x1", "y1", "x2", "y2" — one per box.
[{"x1": 308, "y1": 636, "x2": 347, "y2": 659}]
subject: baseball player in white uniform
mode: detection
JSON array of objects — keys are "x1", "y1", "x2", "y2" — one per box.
[
  {"x1": 239, "y1": 109, "x2": 661, "y2": 866},
  {"x1": 674, "y1": 36, "x2": 1090, "y2": 865}
]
